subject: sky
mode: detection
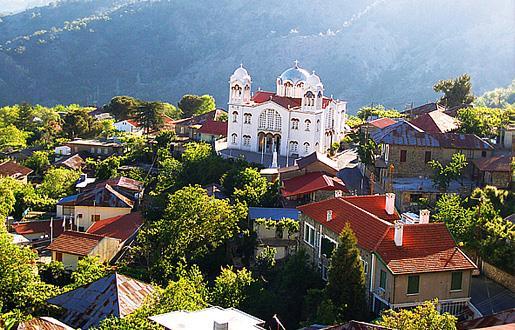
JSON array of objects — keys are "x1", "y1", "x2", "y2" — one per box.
[{"x1": 0, "y1": 0, "x2": 52, "y2": 15}]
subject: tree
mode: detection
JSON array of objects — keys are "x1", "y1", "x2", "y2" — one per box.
[
  {"x1": 0, "y1": 125, "x2": 27, "y2": 152},
  {"x1": 349, "y1": 130, "x2": 377, "y2": 168},
  {"x1": 62, "y1": 107, "x2": 100, "y2": 138},
  {"x1": 138, "y1": 185, "x2": 243, "y2": 282},
  {"x1": 91, "y1": 156, "x2": 121, "y2": 180},
  {"x1": 161, "y1": 102, "x2": 182, "y2": 120},
  {"x1": 428, "y1": 153, "x2": 468, "y2": 190},
  {"x1": 69, "y1": 256, "x2": 110, "y2": 289},
  {"x1": 456, "y1": 106, "x2": 509, "y2": 138},
  {"x1": 255, "y1": 246, "x2": 276, "y2": 275},
  {"x1": 178, "y1": 94, "x2": 216, "y2": 118},
  {"x1": 433, "y1": 74, "x2": 475, "y2": 108},
  {"x1": 180, "y1": 142, "x2": 227, "y2": 185},
  {"x1": 154, "y1": 157, "x2": 182, "y2": 194},
  {"x1": 24, "y1": 151, "x2": 50, "y2": 176},
  {"x1": 377, "y1": 300, "x2": 457, "y2": 330},
  {"x1": 356, "y1": 105, "x2": 403, "y2": 121},
  {"x1": 104, "y1": 96, "x2": 142, "y2": 121},
  {"x1": 326, "y1": 224, "x2": 367, "y2": 321},
  {"x1": 38, "y1": 168, "x2": 81, "y2": 200},
  {"x1": 345, "y1": 115, "x2": 364, "y2": 129},
  {"x1": 232, "y1": 168, "x2": 270, "y2": 207},
  {"x1": 133, "y1": 102, "x2": 165, "y2": 135},
  {"x1": 434, "y1": 194, "x2": 475, "y2": 244},
  {"x1": 474, "y1": 80, "x2": 515, "y2": 108},
  {"x1": 211, "y1": 267, "x2": 254, "y2": 308}
]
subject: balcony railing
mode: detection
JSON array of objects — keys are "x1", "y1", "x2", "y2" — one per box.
[{"x1": 391, "y1": 298, "x2": 482, "y2": 320}]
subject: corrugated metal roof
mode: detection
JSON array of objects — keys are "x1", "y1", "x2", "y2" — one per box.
[
  {"x1": 17, "y1": 317, "x2": 74, "y2": 330},
  {"x1": 248, "y1": 207, "x2": 299, "y2": 221},
  {"x1": 47, "y1": 273, "x2": 154, "y2": 329}
]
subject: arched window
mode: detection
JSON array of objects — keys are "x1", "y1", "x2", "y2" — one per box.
[
  {"x1": 296, "y1": 82, "x2": 304, "y2": 88},
  {"x1": 258, "y1": 109, "x2": 282, "y2": 131},
  {"x1": 291, "y1": 118, "x2": 299, "y2": 130},
  {"x1": 232, "y1": 84, "x2": 242, "y2": 97},
  {"x1": 289, "y1": 141, "x2": 298, "y2": 153},
  {"x1": 243, "y1": 135, "x2": 251, "y2": 146},
  {"x1": 304, "y1": 142, "x2": 310, "y2": 153},
  {"x1": 244, "y1": 113, "x2": 252, "y2": 124},
  {"x1": 305, "y1": 119, "x2": 311, "y2": 131},
  {"x1": 231, "y1": 133, "x2": 237, "y2": 144},
  {"x1": 326, "y1": 109, "x2": 334, "y2": 128},
  {"x1": 232, "y1": 111, "x2": 238, "y2": 123},
  {"x1": 316, "y1": 119, "x2": 320, "y2": 132},
  {"x1": 304, "y1": 91, "x2": 315, "y2": 106}
]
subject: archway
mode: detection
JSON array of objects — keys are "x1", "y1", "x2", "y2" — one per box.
[{"x1": 258, "y1": 132, "x2": 281, "y2": 154}]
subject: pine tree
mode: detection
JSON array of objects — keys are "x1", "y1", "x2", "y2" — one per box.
[{"x1": 326, "y1": 223, "x2": 367, "y2": 321}]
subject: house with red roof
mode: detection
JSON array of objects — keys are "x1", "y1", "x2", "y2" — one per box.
[
  {"x1": 114, "y1": 119, "x2": 144, "y2": 136},
  {"x1": 197, "y1": 120, "x2": 228, "y2": 143},
  {"x1": 47, "y1": 212, "x2": 143, "y2": 269},
  {"x1": 298, "y1": 193, "x2": 478, "y2": 318},
  {"x1": 409, "y1": 110, "x2": 459, "y2": 134},
  {"x1": 0, "y1": 160, "x2": 33, "y2": 183},
  {"x1": 472, "y1": 154, "x2": 513, "y2": 189},
  {"x1": 359, "y1": 117, "x2": 397, "y2": 135}
]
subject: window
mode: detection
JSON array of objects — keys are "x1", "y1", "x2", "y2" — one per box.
[
  {"x1": 232, "y1": 111, "x2": 238, "y2": 123},
  {"x1": 97, "y1": 147, "x2": 102, "y2": 154},
  {"x1": 481, "y1": 151, "x2": 487, "y2": 158},
  {"x1": 379, "y1": 270, "x2": 387, "y2": 289},
  {"x1": 91, "y1": 214, "x2": 100, "y2": 222},
  {"x1": 291, "y1": 118, "x2": 299, "y2": 130},
  {"x1": 289, "y1": 141, "x2": 298, "y2": 153},
  {"x1": 304, "y1": 223, "x2": 315, "y2": 246},
  {"x1": 231, "y1": 133, "x2": 237, "y2": 144},
  {"x1": 243, "y1": 135, "x2": 251, "y2": 146},
  {"x1": 410, "y1": 193, "x2": 422, "y2": 203},
  {"x1": 305, "y1": 119, "x2": 311, "y2": 131},
  {"x1": 451, "y1": 271, "x2": 463, "y2": 291},
  {"x1": 55, "y1": 252, "x2": 62, "y2": 262},
  {"x1": 304, "y1": 142, "x2": 310, "y2": 153},
  {"x1": 244, "y1": 113, "x2": 252, "y2": 124},
  {"x1": 400, "y1": 150, "x2": 407, "y2": 162},
  {"x1": 304, "y1": 91, "x2": 315, "y2": 106},
  {"x1": 258, "y1": 109, "x2": 282, "y2": 131},
  {"x1": 424, "y1": 151, "x2": 431, "y2": 163},
  {"x1": 316, "y1": 119, "x2": 320, "y2": 132},
  {"x1": 407, "y1": 275, "x2": 420, "y2": 294}
]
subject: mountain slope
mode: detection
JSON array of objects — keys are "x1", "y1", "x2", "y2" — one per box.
[{"x1": 0, "y1": 0, "x2": 513, "y2": 111}]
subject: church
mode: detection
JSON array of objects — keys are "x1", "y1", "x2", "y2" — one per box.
[{"x1": 227, "y1": 61, "x2": 347, "y2": 159}]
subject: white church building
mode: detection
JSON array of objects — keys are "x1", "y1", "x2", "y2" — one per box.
[{"x1": 227, "y1": 61, "x2": 347, "y2": 158}]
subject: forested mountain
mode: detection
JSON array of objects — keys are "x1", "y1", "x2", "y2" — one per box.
[{"x1": 0, "y1": 0, "x2": 513, "y2": 111}]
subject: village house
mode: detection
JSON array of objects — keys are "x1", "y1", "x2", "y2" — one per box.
[
  {"x1": 64, "y1": 138, "x2": 124, "y2": 158},
  {"x1": 409, "y1": 110, "x2": 460, "y2": 133},
  {"x1": 114, "y1": 119, "x2": 144, "y2": 135},
  {"x1": 47, "y1": 273, "x2": 154, "y2": 329},
  {"x1": 499, "y1": 124, "x2": 515, "y2": 151},
  {"x1": 359, "y1": 117, "x2": 397, "y2": 136},
  {"x1": 47, "y1": 212, "x2": 143, "y2": 269},
  {"x1": 149, "y1": 306, "x2": 266, "y2": 330},
  {"x1": 56, "y1": 177, "x2": 144, "y2": 231},
  {"x1": 298, "y1": 193, "x2": 479, "y2": 319},
  {"x1": 11, "y1": 218, "x2": 67, "y2": 246},
  {"x1": 171, "y1": 109, "x2": 226, "y2": 138},
  {"x1": 472, "y1": 154, "x2": 513, "y2": 189},
  {"x1": 0, "y1": 160, "x2": 33, "y2": 183},
  {"x1": 196, "y1": 119, "x2": 228, "y2": 143},
  {"x1": 401, "y1": 102, "x2": 446, "y2": 119},
  {"x1": 249, "y1": 207, "x2": 299, "y2": 260},
  {"x1": 54, "y1": 153, "x2": 85, "y2": 171}
]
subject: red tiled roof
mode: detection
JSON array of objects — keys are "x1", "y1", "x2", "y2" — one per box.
[
  {"x1": 252, "y1": 91, "x2": 334, "y2": 109},
  {"x1": 457, "y1": 308, "x2": 515, "y2": 330},
  {"x1": 341, "y1": 195, "x2": 400, "y2": 223},
  {"x1": 75, "y1": 183, "x2": 134, "y2": 208},
  {"x1": 87, "y1": 212, "x2": 143, "y2": 242},
  {"x1": 298, "y1": 196, "x2": 476, "y2": 274},
  {"x1": 472, "y1": 155, "x2": 511, "y2": 172},
  {"x1": 409, "y1": 110, "x2": 459, "y2": 133},
  {"x1": 126, "y1": 119, "x2": 142, "y2": 127},
  {"x1": 198, "y1": 120, "x2": 228, "y2": 136},
  {"x1": 47, "y1": 231, "x2": 105, "y2": 256},
  {"x1": 298, "y1": 197, "x2": 391, "y2": 251},
  {"x1": 368, "y1": 117, "x2": 397, "y2": 129},
  {"x1": 281, "y1": 172, "x2": 349, "y2": 197},
  {"x1": 12, "y1": 219, "x2": 65, "y2": 237},
  {"x1": 375, "y1": 223, "x2": 476, "y2": 274},
  {"x1": 0, "y1": 160, "x2": 33, "y2": 178}
]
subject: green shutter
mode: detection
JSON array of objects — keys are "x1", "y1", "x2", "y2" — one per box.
[
  {"x1": 380, "y1": 270, "x2": 387, "y2": 289},
  {"x1": 407, "y1": 275, "x2": 419, "y2": 294},
  {"x1": 451, "y1": 272, "x2": 462, "y2": 290}
]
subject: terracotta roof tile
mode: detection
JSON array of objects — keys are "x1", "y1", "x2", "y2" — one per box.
[
  {"x1": 281, "y1": 172, "x2": 348, "y2": 197},
  {"x1": 0, "y1": 160, "x2": 33, "y2": 178},
  {"x1": 198, "y1": 120, "x2": 228, "y2": 136},
  {"x1": 12, "y1": 219, "x2": 65, "y2": 238},
  {"x1": 409, "y1": 110, "x2": 459, "y2": 133},
  {"x1": 368, "y1": 117, "x2": 397, "y2": 129},
  {"x1": 340, "y1": 195, "x2": 400, "y2": 223},
  {"x1": 87, "y1": 212, "x2": 143, "y2": 242},
  {"x1": 47, "y1": 231, "x2": 104, "y2": 256}
]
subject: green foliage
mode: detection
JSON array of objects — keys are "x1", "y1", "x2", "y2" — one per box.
[
  {"x1": 24, "y1": 150, "x2": 50, "y2": 176},
  {"x1": 38, "y1": 261, "x2": 71, "y2": 287},
  {"x1": 456, "y1": 106, "x2": 511, "y2": 138},
  {"x1": 38, "y1": 167, "x2": 81, "y2": 200},
  {"x1": 433, "y1": 74, "x2": 475, "y2": 108},
  {"x1": 0, "y1": 177, "x2": 52, "y2": 219},
  {"x1": 255, "y1": 246, "x2": 276, "y2": 275},
  {"x1": 69, "y1": 257, "x2": 110, "y2": 289},
  {"x1": 154, "y1": 157, "x2": 182, "y2": 194},
  {"x1": 255, "y1": 217, "x2": 299, "y2": 236},
  {"x1": 180, "y1": 142, "x2": 227, "y2": 186},
  {"x1": 133, "y1": 102, "x2": 165, "y2": 135},
  {"x1": 178, "y1": 94, "x2": 216, "y2": 118},
  {"x1": 377, "y1": 299, "x2": 457, "y2": 330},
  {"x1": 211, "y1": 266, "x2": 254, "y2": 308},
  {"x1": 0, "y1": 125, "x2": 28, "y2": 152},
  {"x1": 62, "y1": 106, "x2": 101, "y2": 139},
  {"x1": 357, "y1": 105, "x2": 403, "y2": 121},
  {"x1": 89, "y1": 156, "x2": 121, "y2": 180},
  {"x1": 232, "y1": 167, "x2": 270, "y2": 207},
  {"x1": 325, "y1": 223, "x2": 367, "y2": 322},
  {"x1": 428, "y1": 153, "x2": 468, "y2": 190},
  {"x1": 434, "y1": 194, "x2": 474, "y2": 244},
  {"x1": 104, "y1": 96, "x2": 142, "y2": 120},
  {"x1": 138, "y1": 185, "x2": 242, "y2": 283},
  {"x1": 349, "y1": 130, "x2": 378, "y2": 167},
  {"x1": 345, "y1": 115, "x2": 365, "y2": 128},
  {"x1": 474, "y1": 80, "x2": 515, "y2": 108}
]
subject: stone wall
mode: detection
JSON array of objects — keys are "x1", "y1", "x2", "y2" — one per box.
[{"x1": 482, "y1": 261, "x2": 515, "y2": 292}]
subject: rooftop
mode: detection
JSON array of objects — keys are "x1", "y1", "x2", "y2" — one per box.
[
  {"x1": 12, "y1": 219, "x2": 66, "y2": 238},
  {"x1": 402, "y1": 102, "x2": 446, "y2": 116},
  {"x1": 55, "y1": 154, "x2": 85, "y2": 171},
  {"x1": 409, "y1": 110, "x2": 459, "y2": 133},
  {"x1": 281, "y1": 171, "x2": 348, "y2": 197},
  {"x1": 148, "y1": 306, "x2": 266, "y2": 330},
  {"x1": 46, "y1": 231, "x2": 105, "y2": 256},
  {"x1": 86, "y1": 212, "x2": 143, "y2": 242},
  {"x1": 248, "y1": 207, "x2": 300, "y2": 221},
  {"x1": 0, "y1": 160, "x2": 33, "y2": 178},
  {"x1": 198, "y1": 120, "x2": 228, "y2": 136},
  {"x1": 18, "y1": 316, "x2": 74, "y2": 330},
  {"x1": 472, "y1": 155, "x2": 512, "y2": 172},
  {"x1": 47, "y1": 273, "x2": 154, "y2": 329},
  {"x1": 252, "y1": 91, "x2": 333, "y2": 110},
  {"x1": 367, "y1": 117, "x2": 397, "y2": 129},
  {"x1": 65, "y1": 139, "x2": 122, "y2": 147}
]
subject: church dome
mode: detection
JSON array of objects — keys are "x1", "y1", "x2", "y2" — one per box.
[
  {"x1": 231, "y1": 65, "x2": 251, "y2": 82},
  {"x1": 279, "y1": 63, "x2": 310, "y2": 84},
  {"x1": 306, "y1": 71, "x2": 322, "y2": 87}
]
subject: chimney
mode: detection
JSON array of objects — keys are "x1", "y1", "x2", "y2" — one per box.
[
  {"x1": 326, "y1": 210, "x2": 333, "y2": 222},
  {"x1": 394, "y1": 221, "x2": 404, "y2": 247},
  {"x1": 419, "y1": 209, "x2": 430, "y2": 224},
  {"x1": 385, "y1": 193, "x2": 395, "y2": 215},
  {"x1": 213, "y1": 321, "x2": 229, "y2": 330}
]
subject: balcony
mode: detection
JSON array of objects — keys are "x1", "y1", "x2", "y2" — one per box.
[{"x1": 391, "y1": 298, "x2": 482, "y2": 321}]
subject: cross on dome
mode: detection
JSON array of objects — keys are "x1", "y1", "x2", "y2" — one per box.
[{"x1": 294, "y1": 59, "x2": 299, "y2": 68}]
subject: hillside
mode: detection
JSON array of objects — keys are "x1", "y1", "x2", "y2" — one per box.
[{"x1": 0, "y1": 0, "x2": 513, "y2": 111}]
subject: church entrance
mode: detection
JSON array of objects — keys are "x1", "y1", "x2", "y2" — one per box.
[{"x1": 258, "y1": 132, "x2": 281, "y2": 154}]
